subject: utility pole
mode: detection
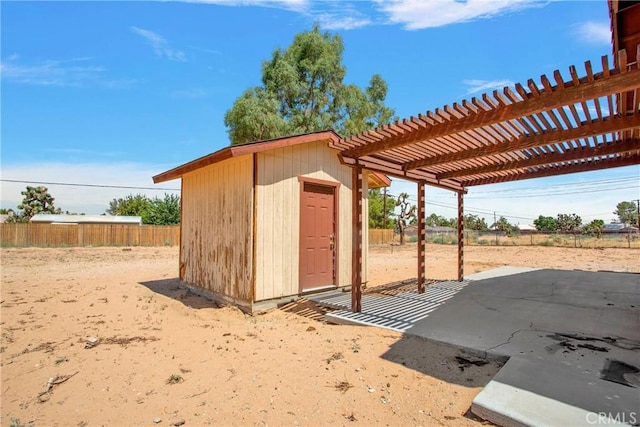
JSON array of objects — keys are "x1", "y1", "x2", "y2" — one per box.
[
  {"x1": 634, "y1": 199, "x2": 640, "y2": 245},
  {"x1": 494, "y1": 211, "x2": 498, "y2": 246},
  {"x1": 383, "y1": 187, "x2": 387, "y2": 229}
]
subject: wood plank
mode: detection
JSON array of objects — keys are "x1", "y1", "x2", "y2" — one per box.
[
  {"x1": 351, "y1": 164, "x2": 363, "y2": 313},
  {"x1": 417, "y1": 182, "x2": 425, "y2": 294},
  {"x1": 461, "y1": 154, "x2": 640, "y2": 186},
  {"x1": 457, "y1": 192, "x2": 464, "y2": 282}
]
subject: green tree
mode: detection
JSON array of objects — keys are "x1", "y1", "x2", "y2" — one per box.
[
  {"x1": 556, "y1": 213, "x2": 582, "y2": 232},
  {"x1": 108, "y1": 194, "x2": 153, "y2": 223},
  {"x1": 224, "y1": 25, "x2": 395, "y2": 145},
  {"x1": 533, "y1": 215, "x2": 557, "y2": 232},
  {"x1": 464, "y1": 214, "x2": 488, "y2": 231},
  {"x1": 491, "y1": 216, "x2": 516, "y2": 236},
  {"x1": 368, "y1": 189, "x2": 394, "y2": 229},
  {"x1": 583, "y1": 219, "x2": 605, "y2": 238},
  {"x1": 107, "y1": 193, "x2": 180, "y2": 225},
  {"x1": 6, "y1": 186, "x2": 62, "y2": 223},
  {"x1": 614, "y1": 201, "x2": 638, "y2": 226},
  {"x1": 425, "y1": 213, "x2": 456, "y2": 228},
  {"x1": 148, "y1": 194, "x2": 181, "y2": 225}
]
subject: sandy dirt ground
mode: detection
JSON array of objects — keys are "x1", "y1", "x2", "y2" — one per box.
[{"x1": 1, "y1": 244, "x2": 638, "y2": 427}]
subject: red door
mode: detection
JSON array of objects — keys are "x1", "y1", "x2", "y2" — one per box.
[{"x1": 300, "y1": 182, "x2": 336, "y2": 291}]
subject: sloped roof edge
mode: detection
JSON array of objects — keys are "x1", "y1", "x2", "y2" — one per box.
[
  {"x1": 153, "y1": 130, "x2": 341, "y2": 184},
  {"x1": 367, "y1": 171, "x2": 392, "y2": 189}
]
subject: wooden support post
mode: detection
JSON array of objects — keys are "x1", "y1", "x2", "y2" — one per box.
[
  {"x1": 351, "y1": 164, "x2": 363, "y2": 313},
  {"x1": 457, "y1": 191, "x2": 464, "y2": 282},
  {"x1": 417, "y1": 181, "x2": 426, "y2": 293}
]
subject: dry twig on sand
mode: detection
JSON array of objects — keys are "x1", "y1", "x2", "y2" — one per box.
[{"x1": 37, "y1": 372, "x2": 79, "y2": 402}]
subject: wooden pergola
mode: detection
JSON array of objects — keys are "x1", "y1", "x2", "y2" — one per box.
[{"x1": 332, "y1": 4, "x2": 640, "y2": 311}]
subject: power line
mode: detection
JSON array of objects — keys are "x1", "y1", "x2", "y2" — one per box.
[
  {"x1": 465, "y1": 184, "x2": 639, "y2": 199},
  {"x1": 385, "y1": 192, "x2": 537, "y2": 221},
  {"x1": 468, "y1": 176, "x2": 639, "y2": 195},
  {"x1": 0, "y1": 179, "x2": 180, "y2": 192}
]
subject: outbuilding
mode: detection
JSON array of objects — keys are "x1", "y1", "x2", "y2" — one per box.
[{"x1": 153, "y1": 131, "x2": 389, "y2": 313}]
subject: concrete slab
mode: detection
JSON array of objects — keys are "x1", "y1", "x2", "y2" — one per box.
[
  {"x1": 472, "y1": 357, "x2": 638, "y2": 427},
  {"x1": 465, "y1": 266, "x2": 541, "y2": 281},
  {"x1": 405, "y1": 269, "x2": 640, "y2": 426}
]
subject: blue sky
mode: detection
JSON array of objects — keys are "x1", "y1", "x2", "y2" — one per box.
[{"x1": 1, "y1": 0, "x2": 638, "y2": 224}]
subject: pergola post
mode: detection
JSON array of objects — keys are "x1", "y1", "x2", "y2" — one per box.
[
  {"x1": 457, "y1": 191, "x2": 464, "y2": 282},
  {"x1": 351, "y1": 164, "x2": 363, "y2": 312},
  {"x1": 417, "y1": 181, "x2": 426, "y2": 293}
]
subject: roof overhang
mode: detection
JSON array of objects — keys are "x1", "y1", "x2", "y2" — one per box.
[
  {"x1": 153, "y1": 131, "x2": 341, "y2": 183},
  {"x1": 366, "y1": 171, "x2": 392, "y2": 189}
]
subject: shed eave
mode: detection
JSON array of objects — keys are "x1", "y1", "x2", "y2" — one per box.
[{"x1": 153, "y1": 130, "x2": 342, "y2": 184}]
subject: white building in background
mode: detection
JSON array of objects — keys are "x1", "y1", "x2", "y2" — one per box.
[{"x1": 30, "y1": 214, "x2": 142, "y2": 225}]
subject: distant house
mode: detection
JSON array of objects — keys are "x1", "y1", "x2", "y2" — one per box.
[
  {"x1": 30, "y1": 214, "x2": 142, "y2": 225},
  {"x1": 603, "y1": 223, "x2": 640, "y2": 234},
  {"x1": 517, "y1": 224, "x2": 537, "y2": 232}
]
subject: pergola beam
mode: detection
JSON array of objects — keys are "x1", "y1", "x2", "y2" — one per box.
[
  {"x1": 351, "y1": 164, "x2": 363, "y2": 313},
  {"x1": 436, "y1": 138, "x2": 640, "y2": 179},
  {"x1": 417, "y1": 182, "x2": 426, "y2": 294},
  {"x1": 457, "y1": 192, "x2": 464, "y2": 282},
  {"x1": 462, "y1": 154, "x2": 640, "y2": 186},
  {"x1": 338, "y1": 155, "x2": 466, "y2": 193}
]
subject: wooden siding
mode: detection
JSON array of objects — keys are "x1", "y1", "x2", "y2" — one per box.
[
  {"x1": 181, "y1": 156, "x2": 254, "y2": 303},
  {"x1": 255, "y1": 141, "x2": 366, "y2": 301}
]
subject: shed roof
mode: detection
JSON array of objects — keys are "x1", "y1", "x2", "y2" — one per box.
[
  {"x1": 153, "y1": 131, "x2": 340, "y2": 184},
  {"x1": 153, "y1": 130, "x2": 391, "y2": 188}
]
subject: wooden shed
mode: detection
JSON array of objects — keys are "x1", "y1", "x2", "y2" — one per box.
[{"x1": 153, "y1": 131, "x2": 387, "y2": 312}]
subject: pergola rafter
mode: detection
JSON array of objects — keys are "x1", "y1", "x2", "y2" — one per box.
[{"x1": 438, "y1": 138, "x2": 640, "y2": 180}]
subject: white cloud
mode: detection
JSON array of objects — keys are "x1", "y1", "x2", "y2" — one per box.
[
  {"x1": 1, "y1": 162, "x2": 180, "y2": 215},
  {"x1": 0, "y1": 56, "x2": 137, "y2": 88},
  {"x1": 131, "y1": 26, "x2": 186, "y2": 62},
  {"x1": 573, "y1": 21, "x2": 611, "y2": 45},
  {"x1": 375, "y1": 0, "x2": 541, "y2": 30},
  {"x1": 462, "y1": 79, "x2": 514, "y2": 96},
  {"x1": 0, "y1": 57, "x2": 105, "y2": 87},
  {"x1": 184, "y1": 0, "x2": 309, "y2": 13},
  {"x1": 316, "y1": 14, "x2": 371, "y2": 30}
]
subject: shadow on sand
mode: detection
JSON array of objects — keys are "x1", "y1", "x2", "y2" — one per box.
[
  {"x1": 380, "y1": 334, "x2": 504, "y2": 388},
  {"x1": 138, "y1": 277, "x2": 221, "y2": 310}
]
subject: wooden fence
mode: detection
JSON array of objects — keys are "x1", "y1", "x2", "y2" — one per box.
[
  {"x1": 369, "y1": 229, "x2": 395, "y2": 245},
  {"x1": 0, "y1": 223, "x2": 180, "y2": 247}
]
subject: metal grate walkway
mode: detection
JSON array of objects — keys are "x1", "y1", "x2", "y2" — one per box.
[{"x1": 308, "y1": 281, "x2": 469, "y2": 333}]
